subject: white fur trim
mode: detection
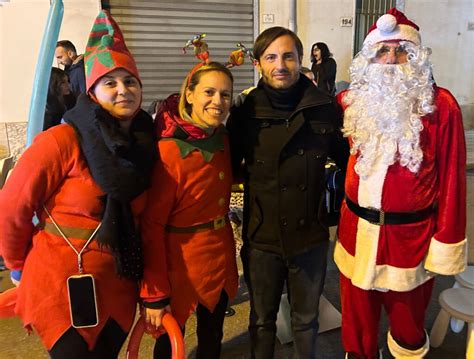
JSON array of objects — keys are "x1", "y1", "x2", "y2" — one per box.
[
  {"x1": 334, "y1": 240, "x2": 435, "y2": 291},
  {"x1": 348, "y1": 159, "x2": 388, "y2": 288},
  {"x1": 424, "y1": 237, "x2": 467, "y2": 275},
  {"x1": 364, "y1": 23, "x2": 421, "y2": 46},
  {"x1": 387, "y1": 330, "x2": 429, "y2": 358}
]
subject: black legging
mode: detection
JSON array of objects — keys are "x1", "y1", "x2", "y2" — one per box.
[
  {"x1": 153, "y1": 290, "x2": 229, "y2": 359},
  {"x1": 49, "y1": 319, "x2": 127, "y2": 359}
]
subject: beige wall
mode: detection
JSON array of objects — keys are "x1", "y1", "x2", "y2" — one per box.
[
  {"x1": 0, "y1": 0, "x2": 100, "y2": 123},
  {"x1": 298, "y1": 0, "x2": 355, "y2": 84},
  {"x1": 405, "y1": 0, "x2": 473, "y2": 126}
]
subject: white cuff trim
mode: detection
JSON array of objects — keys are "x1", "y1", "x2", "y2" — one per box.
[
  {"x1": 424, "y1": 237, "x2": 467, "y2": 275},
  {"x1": 387, "y1": 330, "x2": 429, "y2": 358},
  {"x1": 334, "y1": 240, "x2": 435, "y2": 291}
]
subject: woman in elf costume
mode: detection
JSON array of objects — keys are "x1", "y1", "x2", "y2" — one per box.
[
  {"x1": 140, "y1": 61, "x2": 238, "y2": 358},
  {"x1": 0, "y1": 11, "x2": 156, "y2": 358}
]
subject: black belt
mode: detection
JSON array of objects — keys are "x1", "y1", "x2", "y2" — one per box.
[
  {"x1": 165, "y1": 216, "x2": 228, "y2": 233},
  {"x1": 345, "y1": 197, "x2": 436, "y2": 226}
]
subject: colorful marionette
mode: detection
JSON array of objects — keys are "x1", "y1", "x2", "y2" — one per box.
[
  {"x1": 182, "y1": 33, "x2": 209, "y2": 64},
  {"x1": 225, "y1": 42, "x2": 256, "y2": 68}
]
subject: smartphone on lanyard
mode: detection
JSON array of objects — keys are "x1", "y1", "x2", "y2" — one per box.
[{"x1": 67, "y1": 274, "x2": 99, "y2": 328}]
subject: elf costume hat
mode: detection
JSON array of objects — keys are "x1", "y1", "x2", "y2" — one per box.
[
  {"x1": 84, "y1": 10, "x2": 141, "y2": 93},
  {"x1": 364, "y1": 8, "x2": 421, "y2": 46}
]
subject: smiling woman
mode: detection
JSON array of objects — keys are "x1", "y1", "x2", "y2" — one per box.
[
  {"x1": 140, "y1": 62, "x2": 239, "y2": 359},
  {"x1": 91, "y1": 68, "x2": 142, "y2": 131},
  {"x1": 0, "y1": 10, "x2": 157, "y2": 358},
  {"x1": 185, "y1": 71, "x2": 232, "y2": 130}
]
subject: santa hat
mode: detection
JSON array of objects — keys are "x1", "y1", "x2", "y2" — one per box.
[
  {"x1": 363, "y1": 8, "x2": 421, "y2": 46},
  {"x1": 84, "y1": 10, "x2": 141, "y2": 93}
]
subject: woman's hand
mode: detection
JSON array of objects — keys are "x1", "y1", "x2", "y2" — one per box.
[{"x1": 145, "y1": 305, "x2": 171, "y2": 329}]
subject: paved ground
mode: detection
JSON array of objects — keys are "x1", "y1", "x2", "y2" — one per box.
[{"x1": 0, "y1": 165, "x2": 472, "y2": 358}]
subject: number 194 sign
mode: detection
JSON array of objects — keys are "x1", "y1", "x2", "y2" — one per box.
[{"x1": 340, "y1": 17, "x2": 353, "y2": 27}]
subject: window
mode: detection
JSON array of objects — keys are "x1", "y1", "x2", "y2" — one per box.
[{"x1": 354, "y1": 0, "x2": 397, "y2": 56}]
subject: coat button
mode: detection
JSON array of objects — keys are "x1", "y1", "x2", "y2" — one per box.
[
  {"x1": 280, "y1": 218, "x2": 288, "y2": 226},
  {"x1": 298, "y1": 218, "x2": 306, "y2": 226},
  {"x1": 219, "y1": 171, "x2": 225, "y2": 180},
  {"x1": 297, "y1": 149, "x2": 305, "y2": 156},
  {"x1": 218, "y1": 198, "x2": 226, "y2": 207},
  {"x1": 281, "y1": 185, "x2": 287, "y2": 191},
  {"x1": 299, "y1": 184, "x2": 307, "y2": 191}
]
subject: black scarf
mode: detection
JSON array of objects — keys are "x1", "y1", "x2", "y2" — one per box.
[
  {"x1": 63, "y1": 94, "x2": 157, "y2": 280},
  {"x1": 261, "y1": 76, "x2": 305, "y2": 111}
]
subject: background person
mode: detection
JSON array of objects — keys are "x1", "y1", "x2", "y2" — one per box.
[
  {"x1": 140, "y1": 61, "x2": 239, "y2": 359},
  {"x1": 310, "y1": 42, "x2": 337, "y2": 95},
  {"x1": 55, "y1": 40, "x2": 86, "y2": 96},
  {"x1": 334, "y1": 8, "x2": 466, "y2": 358},
  {"x1": 227, "y1": 27, "x2": 349, "y2": 358},
  {"x1": 300, "y1": 66, "x2": 317, "y2": 86},
  {"x1": 0, "y1": 11, "x2": 156, "y2": 358},
  {"x1": 43, "y1": 67, "x2": 76, "y2": 131}
]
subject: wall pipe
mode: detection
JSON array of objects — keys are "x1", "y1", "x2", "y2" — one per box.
[
  {"x1": 26, "y1": 0, "x2": 64, "y2": 146},
  {"x1": 289, "y1": 0, "x2": 296, "y2": 33}
]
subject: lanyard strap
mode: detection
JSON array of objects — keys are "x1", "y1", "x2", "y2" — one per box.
[{"x1": 42, "y1": 205, "x2": 101, "y2": 274}]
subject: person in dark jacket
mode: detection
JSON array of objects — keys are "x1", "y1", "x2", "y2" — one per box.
[
  {"x1": 55, "y1": 40, "x2": 86, "y2": 96},
  {"x1": 310, "y1": 42, "x2": 337, "y2": 95},
  {"x1": 226, "y1": 27, "x2": 349, "y2": 358},
  {"x1": 43, "y1": 67, "x2": 76, "y2": 131}
]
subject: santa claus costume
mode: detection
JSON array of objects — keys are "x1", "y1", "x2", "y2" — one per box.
[{"x1": 334, "y1": 8, "x2": 467, "y2": 358}]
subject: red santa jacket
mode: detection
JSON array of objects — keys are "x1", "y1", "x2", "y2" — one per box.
[{"x1": 335, "y1": 86, "x2": 467, "y2": 291}]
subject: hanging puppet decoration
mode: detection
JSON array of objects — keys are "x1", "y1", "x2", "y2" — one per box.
[
  {"x1": 225, "y1": 42, "x2": 256, "y2": 68},
  {"x1": 182, "y1": 33, "x2": 209, "y2": 64}
]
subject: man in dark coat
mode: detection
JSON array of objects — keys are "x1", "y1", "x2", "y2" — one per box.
[
  {"x1": 55, "y1": 40, "x2": 86, "y2": 96},
  {"x1": 227, "y1": 26, "x2": 349, "y2": 358}
]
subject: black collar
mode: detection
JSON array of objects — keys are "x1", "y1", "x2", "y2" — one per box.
[{"x1": 242, "y1": 76, "x2": 334, "y2": 119}]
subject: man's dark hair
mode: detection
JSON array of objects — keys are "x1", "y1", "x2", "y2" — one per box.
[
  {"x1": 56, "y1": 40, "x2": 77, "y2": 54},
  {"x1": 253, "y1": 26, "x2": 303, "y2": 62}
]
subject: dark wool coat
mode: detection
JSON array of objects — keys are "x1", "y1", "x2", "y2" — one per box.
[
  {"x1": 227, "y1": 76, "x2": 349, "y2": 258},
  {"x1": 66, "y1": 56, "x2": 86, "y2": 96}
]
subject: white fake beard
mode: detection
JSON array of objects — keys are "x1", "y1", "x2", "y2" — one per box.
[{"x1": 342, "y1": 43, "x2": 435, "y2": 178}]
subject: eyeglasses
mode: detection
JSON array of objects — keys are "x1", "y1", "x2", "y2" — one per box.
[{"x1": 375, "y1": 44, "x2": 408, "y2": 59}]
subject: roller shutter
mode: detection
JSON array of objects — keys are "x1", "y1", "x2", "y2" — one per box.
[{"x1": 108, "y1": 0, "x2": 256, "y2": 109}]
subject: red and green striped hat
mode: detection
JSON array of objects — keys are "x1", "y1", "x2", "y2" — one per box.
[{"x1": 84, "y1": 10, "x2": 141, "y2": 93}]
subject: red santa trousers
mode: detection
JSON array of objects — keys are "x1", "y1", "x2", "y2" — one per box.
[{"x1": 340, "y1": 274, "x2": 434, "y2": 358}]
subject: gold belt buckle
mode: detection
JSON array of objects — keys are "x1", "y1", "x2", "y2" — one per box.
[
  {"x1": 368, "y1": 207, "x2": 385, "y2": 226},
  {"x1": 213, "y1": 216, "x2": 226, "y2": 230}
]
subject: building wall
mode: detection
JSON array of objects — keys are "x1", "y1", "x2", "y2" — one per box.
[
  {"x1": 0, "y1": 0, "x2": 100, "y2": 124},
  {"x1": 406, "y1": 0, "x2": 473, "y2": 127},
  {"x1": 0, "y1": 0, "x2": 100, "y2": 157},
  {"x1": 298, "y1": 0, "x2": 355, "y2": 85}
]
